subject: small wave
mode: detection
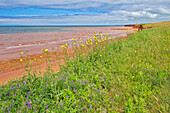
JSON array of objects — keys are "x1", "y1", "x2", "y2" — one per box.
[{"x1": 6, "y1": 43, "x2": 44, "y2": 49}]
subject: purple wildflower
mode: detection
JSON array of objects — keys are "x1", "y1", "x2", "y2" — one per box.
[
  {"x1": 98, "y1": 89, "x2": 100, "y2": 91},
  {"x1": 60, "y1": 103, "x2": 62, "y2": 106},
  {"x1": 67, "y1": 95, "x2": 69, "y2": 98},
  {"x1": 14, "y1": 94, "x2": 16, "y2": 96},
  {"x1": 95, "y1": 89, "x2": 97, "y2": 92},
  {"x1": 42, "y1": 103, "x2": 44, "y2": 105},
  {"x1": 167, "y1": 77, "x2": 169, "y2": 80},
  {"x1": 23, "y1": 81, "x2": 26, "y2": 84},
  {"x1": 61, "y1": 74, "x2": 64, "y2": 78},
  {"x1": 91, "y1": 84, "x2": 94, "y2": 87},
  {"x1": 90, "y1": 105, "x2": 92, "y2": 109},
  {"x1": 7, "y1": 107, "x2": 10, "y2": 112},
  {"x1": 46, "y1": 82, "x2": 48, "y2": 85},
  {"x1": 13, "y1": 85, "x2": 15, "y2": 90},
  {"x1": 56, "y1": 103, "x2": 58, "y2": 106},
  {"x1": 46, "y1": 105, "x2": 48, "y2": 109},
  {"x1": 104, "y1": 76, "x2": 106, "y2": 79},
  {"x1": 37, "y1": 107, "x2": 38, "y2": 110},
  {"x1": 74, "y1": 103, "x2": 76, "y2": 106}
]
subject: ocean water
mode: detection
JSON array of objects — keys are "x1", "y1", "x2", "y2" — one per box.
[
  {"x1": 0, "y1": 26, "x2": 74, "y2": 34},
  {"x1": 0, "y1": 25, "x2": 121, "y2": 34}
]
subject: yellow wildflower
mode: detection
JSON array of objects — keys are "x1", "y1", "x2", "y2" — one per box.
[
  {"x1": 61, "y1": 45, "x2": 65, "y2": 48},
  {"x1": 20, "y1": 52, "x2": 23, "y2": 55},
  {"x1": 135, "y1": 50, "x2": 136, "y2": 53},
  {"x1": 20, "y1": 59, "x2": 23, "y2": 62},
  {"x1": 90, "y1": 39, "x2": 92, "y2": 41},
  {"x1": 74, "y1": 42, "x2": 76, "y2": 45},
  {"x1": 106, "y1": 32, "x2": 108, "y2": 34},
  {"x1": 82, "y1": 53, "x2": 84, "y2": 55},
  {"x1": 100, "y1": 54, "x2": 102, "y2": 57},
  {"x1": 39, "y1": 59, "x2": 41, "y2": 62},
  {"x1": 65, "y1": 43, "x2": 68, "y2": 47},
  {"x1": 40, "y1": 56, "x2": 42, "y2": 58},
  {"x1": 91, "y1": 42, "x2": 93, "y2": 45},
  {"x1": 94, "y1": 32, "x2": 96, "y2": 34},
  {"x1": 72, "y1": 38, "x2": 74, "y2": 40},
  {"x1": 45, "y1": 49, "x2": 48, "y2": 52},
  {"x1": 34, "y1": 59, "x2": 36, "y2": 61},
  {"x1": 41, "y1": 49, "x2": 44, "y2": 51}
]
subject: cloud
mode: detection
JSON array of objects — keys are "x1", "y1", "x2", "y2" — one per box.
[{"x1": 0, "y1": 0, "x2": 169, "y2": 25}]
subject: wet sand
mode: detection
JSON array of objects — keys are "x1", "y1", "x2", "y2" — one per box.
[{"x1": 0, "y1": 26, "x2": 135, "y2": 84}]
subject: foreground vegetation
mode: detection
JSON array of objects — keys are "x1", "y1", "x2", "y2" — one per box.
[{"x1": 0, "y1": 23, "x2": 169, "y2": 112}]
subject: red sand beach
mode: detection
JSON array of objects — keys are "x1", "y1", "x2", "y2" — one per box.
[{"x1": 0, "y1": 26, "x2": 135, "y2": 84}]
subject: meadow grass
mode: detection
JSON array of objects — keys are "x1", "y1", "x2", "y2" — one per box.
[{"x1": 0, "y1": 25, "x2": 169, "y2": 113}]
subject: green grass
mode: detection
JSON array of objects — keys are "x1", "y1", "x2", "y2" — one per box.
[{"x1": 0, "y1": 26, "x2": 169, "y2": 112}]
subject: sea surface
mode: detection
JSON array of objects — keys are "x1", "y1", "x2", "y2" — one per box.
[{"x1": 0, "y1": 25, "x2": 122, "y2": 34}]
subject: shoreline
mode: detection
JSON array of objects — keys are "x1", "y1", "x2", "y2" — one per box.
[{"x1": 0, "y1": 26, "x2": 136, "y2": 84}]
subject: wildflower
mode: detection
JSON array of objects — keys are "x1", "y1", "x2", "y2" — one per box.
[
  {"x1": 94, "y1": 32, "x2": 96, "y2": 34},
  {"x1": 72, "y1": 38, "x2": 74, "y2": 40},
  {"x1": 82, "y1": 53, "x2": 84, "y2": 56},
  {"x1": 90, "y1": 105, "x2": 92, "y2": 109},
  {"x1": 135, "y1": 50, "x2": 136, "y2": 53},
  {"x1": 20, "y1": 59, "x2": 23, "y2": 62},
  {"x1": 95, "y1": 89, "x2": 97, "y2": 92},
  {"x1": 67, "y1": 95, "x2": 69, "y2": 98},
  {"x1": 14, "y1": 94, "x2": 16, "y2": 96},
  {"x1": 61, "y1": 74, "x2": 64, "y2": 77},
  {"x1": 100, "y1": 54, "x2": 102, "y2": 57},
  {"x1": 45, "y1": 49, "x2": 48, "y2": 52},
  {"x1": 20, "y1": 52, "x2": 23, "y2": 55},
  {"x1": 40, "y1": 55, "x2": 42, "y2": 58},
  {"x1": 39, "y1": 59, "x2": 41, "y2": 61},
  {"x1": 74, "y1": 103, "x2": 76, "y2": 106},
  {"x1": 13, "y1": 85, "x2": 15, "y2": 90},
  {"x1": 74, "y1": 42, "x2": 76, "y2": 45},
  {"x1": 46, "y1": 105, "x2": 48, "y2": 109},
  {"x1": 41, "y1": 49, "x2": 44, "y2": 51},
  {"x1": 34, "y1": 59, "x2": 36, "y2": 61},
  {"x1": 106, "y1": 32, "x2": 108, "y2": 34}
]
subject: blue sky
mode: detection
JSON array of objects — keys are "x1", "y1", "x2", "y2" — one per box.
[{"x1": 0, "y1": 0, "x2": 169, "y2": 25}]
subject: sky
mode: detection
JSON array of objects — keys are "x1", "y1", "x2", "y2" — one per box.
[{"x1": 0, "y1": 0, "x2": 169, "y2": 25}]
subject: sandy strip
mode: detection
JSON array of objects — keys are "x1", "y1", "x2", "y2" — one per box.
[{"x1": 0, "y1": 26, "x2": 135, "y2": 85}]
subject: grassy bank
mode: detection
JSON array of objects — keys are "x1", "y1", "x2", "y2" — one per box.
[{"x1": 0, "y1": 25, "x2": 169, "y2": 112}]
